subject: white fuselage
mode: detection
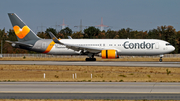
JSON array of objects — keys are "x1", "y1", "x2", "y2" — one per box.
[{"x1": 45, "y1": 39, "x2": 175, "y2": 56}]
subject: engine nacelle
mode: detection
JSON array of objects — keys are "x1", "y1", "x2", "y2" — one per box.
[{"x1": 100, "y1": 50, "x2": 119, "y2": 59}]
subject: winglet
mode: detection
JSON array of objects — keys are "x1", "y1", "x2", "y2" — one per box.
[{"x1": 48, "y1": 32, "x2": 63, "y2": 44}]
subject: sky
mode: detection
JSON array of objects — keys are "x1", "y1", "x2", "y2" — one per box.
[{"x1": 0, "y1": 0, "x2": 180, "y2": 33}]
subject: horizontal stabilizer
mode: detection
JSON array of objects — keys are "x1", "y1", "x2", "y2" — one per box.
[{"x1": 6, "y1": 40, "x2": 33, "y2": 47}]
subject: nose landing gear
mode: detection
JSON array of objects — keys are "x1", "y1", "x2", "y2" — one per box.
[
  {"x1": 159, "y1": 57, "x2": 162, "y2": 62},
  {"x1": 159, "y1": 54, "x2": 164, "y2": 62}
]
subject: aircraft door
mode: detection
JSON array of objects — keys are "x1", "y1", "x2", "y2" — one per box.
[{"x1": 155, "y1": 42, "x2": 159, "y2": 49}]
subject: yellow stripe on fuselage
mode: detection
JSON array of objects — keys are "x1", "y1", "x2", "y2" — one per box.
[
  {"x1": 43, "y1": 41, "x2": 55, "y2": 53},
  {"x1": 43, "y1": 39, "x2": 61, "y2": 53}
]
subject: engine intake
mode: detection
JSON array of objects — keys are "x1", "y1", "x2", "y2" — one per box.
[{"x1": 101, "y1": 50, "x2": 119, "y2": 59}]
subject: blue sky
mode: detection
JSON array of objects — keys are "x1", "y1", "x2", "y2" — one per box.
[{"x1": 1, "y1": 0, "x2": 180, "y2": 33}]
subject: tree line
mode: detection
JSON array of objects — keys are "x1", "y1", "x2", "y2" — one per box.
[{"x1": 0, "y1": 25, "x2": 180, "y2": 54}]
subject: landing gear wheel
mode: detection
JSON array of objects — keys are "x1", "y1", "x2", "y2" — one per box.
[
  {"x1": 85, "y1": 58, "x2": 96, "y2": 61},
  {"x1": 159, "y1": 55, "x2": 164, "y2": 62}
]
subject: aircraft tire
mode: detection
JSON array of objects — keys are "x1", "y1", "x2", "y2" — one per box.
[
  {"x1": 85, "y1": 58, "x2": 96, "y2": 61},
  {"x1": 159, "y1": 58, "x2": 162, "y2": 62},
  {"x1": 85, "y1": 58, "x2": 89, "y2": 61},
  {"x1": 92, "y1": 58, "x2": 96, "y2": 61}
]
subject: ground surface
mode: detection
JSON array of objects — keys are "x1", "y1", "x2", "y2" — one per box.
[
  {"x1": 0, "y1": 65, "x2": 179, "y2": 82},
  {"x1": 0, "y1": 100, "x2": 176, "y2": 101},
  {"x1": 1, "y1": 57, "x2": 180, "y2": 62},
  {"x1": 0, "y1": 57, "x2": 180, "y2": 100}
]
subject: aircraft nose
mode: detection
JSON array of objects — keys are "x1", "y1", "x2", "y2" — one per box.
[{"x1": 171, "y1": 46, "x2": 175, "y2": 51}]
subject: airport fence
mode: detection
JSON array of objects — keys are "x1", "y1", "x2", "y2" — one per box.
[{"x1": 1, "y1": 54, "x2": 180, "y2": 58}]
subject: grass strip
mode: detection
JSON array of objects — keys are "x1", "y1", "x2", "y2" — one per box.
[{"x1": 0, "y1": 65, "x2": 179, "y2": 82}]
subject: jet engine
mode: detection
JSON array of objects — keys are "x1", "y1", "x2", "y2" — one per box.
[{"x1": 100, "y1": 50, "x2": 119, "y2": 59}]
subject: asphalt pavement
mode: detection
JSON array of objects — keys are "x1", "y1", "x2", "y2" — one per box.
[
  {"x1": 0, "y1": 61, "x2": 180, "y2": 67},
  {"x1": 0, "y1": 82, "x2": 180, "y2": 100}
]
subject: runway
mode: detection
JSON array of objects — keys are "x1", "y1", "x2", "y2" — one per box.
[
  {"x1": 0, "y1": 60, "x2": 180, "y2": 67},
  {"x1": 1, "y1": 93, "x2": 180, "y2": 100},
  {"x1": 0, "y1": 82, "x2": 180, "y2": 100}
]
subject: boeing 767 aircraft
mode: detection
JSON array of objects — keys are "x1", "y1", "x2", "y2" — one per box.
[{"x1": 7, "y1": 13, "x2": 175, "y2": 61}]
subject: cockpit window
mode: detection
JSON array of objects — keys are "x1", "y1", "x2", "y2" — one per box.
[{"x1": 166, "y1": 43, "x2": 171, "y2": 46}]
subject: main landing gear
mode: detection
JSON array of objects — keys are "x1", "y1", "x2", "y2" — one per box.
[
  {"x1": 85, "y1": 58, "x2": 96, "y2": 61},
  {"x1": 159, "y1": 54, "x2": 164, "y2": 62},
  {"x1": 85, "y1": 53, "x2": 96, "y2": 61}
]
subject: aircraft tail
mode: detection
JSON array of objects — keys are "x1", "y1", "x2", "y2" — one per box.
[{"x1": 8, "y1": 13, "x2": 41, "y2": 42}]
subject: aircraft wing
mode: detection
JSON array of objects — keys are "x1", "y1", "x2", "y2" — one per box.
[
  {"x1": 65, "y1": 43, "x2": 103, "y2": 53},
  {"x1": 48, "y1": 32, "x2": 120, "y2": 53}
]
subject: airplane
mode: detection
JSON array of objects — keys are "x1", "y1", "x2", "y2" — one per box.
[{"x1": 7, "y1": 13, "x2": 175, "y2": 62}]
